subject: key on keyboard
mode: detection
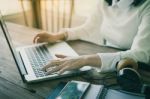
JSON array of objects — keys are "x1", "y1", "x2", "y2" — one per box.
[{"x1": 25, "y1": 45, "x2": 53, "y2": 77}]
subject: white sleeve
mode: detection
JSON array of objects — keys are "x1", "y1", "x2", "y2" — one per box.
[
  {"x1": 120, "y1": 9, "x2": 150, "y2": 64},
  {"x1": 97, "y1": 52, "x2": 121, "y2": 72},
  {"x1": 65, "y1": 0, "x2": 103, "y2": 45},
  {"x1": 96, "y1": 7, "x2": 150, "y2": 73}
]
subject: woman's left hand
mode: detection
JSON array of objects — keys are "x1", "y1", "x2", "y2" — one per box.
[
  {"x1": 42, "y1": 54, "x2": 88, "y2": 74},
  {"x1": 42, "y1": 54, "x2": 101, "y2": 74}
]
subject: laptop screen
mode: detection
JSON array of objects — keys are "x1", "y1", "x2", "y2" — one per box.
[{"x1": 0, "y1": 14, "x2": 27, "y2": 80}]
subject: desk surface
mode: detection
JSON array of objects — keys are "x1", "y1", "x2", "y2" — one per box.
[{"x1": 0, "y1": 22, "x2": 148, "y2": 99}]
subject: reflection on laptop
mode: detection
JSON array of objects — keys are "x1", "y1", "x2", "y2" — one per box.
[{"x1": 0, "y1": 14, "x2": 91, "y2": 83}]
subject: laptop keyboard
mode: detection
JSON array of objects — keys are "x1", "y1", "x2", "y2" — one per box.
[{"x1": 25, "y1": 45, "x2": 53, "y2": 78}]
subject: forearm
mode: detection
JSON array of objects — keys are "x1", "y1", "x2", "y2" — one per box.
[{"x1": 83, "y1": 54, "x2": 101, "y2": 67}]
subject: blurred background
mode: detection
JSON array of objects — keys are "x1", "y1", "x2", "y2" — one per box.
[{"x1": 0, "y1": 0, "x2": 97, "y2": 33}]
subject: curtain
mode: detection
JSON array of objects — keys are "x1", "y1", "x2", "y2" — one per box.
[
  {"x1": 40, "y1": 0, "x2": 74, "y2": 33},
  {"x1": 17, "y1": 0, "x2": 75, "y2": 33}
]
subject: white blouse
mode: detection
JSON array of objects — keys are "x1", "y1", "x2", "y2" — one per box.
[{"x1": 66, "y1": 0, "x2": 150, "y2": 72}]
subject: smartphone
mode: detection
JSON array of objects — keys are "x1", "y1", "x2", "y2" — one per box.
[{"x1": 56, "y1": 80, "x2": 90, "y2": 99}]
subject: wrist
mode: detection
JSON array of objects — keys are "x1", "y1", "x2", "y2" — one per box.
[
  {"x1": 52, "y1": 32, "x2": 67, "y2": 42},
  {"x1": 57, "y1": 31, "x2": 68, "y2": 41}
]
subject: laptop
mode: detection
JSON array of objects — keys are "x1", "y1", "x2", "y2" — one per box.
[{"x1": 0, "y1": 14, "x2": 91, "y2": 83}]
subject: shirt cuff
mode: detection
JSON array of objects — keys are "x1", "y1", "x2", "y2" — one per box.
[
  {"x1": 63, "y1": 28, "x2": 79, "y2": 40},
  {"x1": 96, "y1": 52, "x2": 121, "y2": 73}
]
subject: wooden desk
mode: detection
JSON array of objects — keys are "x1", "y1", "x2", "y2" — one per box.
[{"x1": 0, "y1": 22, "x2": 148, "y2": 99}]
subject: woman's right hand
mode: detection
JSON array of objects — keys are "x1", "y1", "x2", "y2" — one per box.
[{"x1": 33, "y1": 32, "x2": 66, "y2": 43}]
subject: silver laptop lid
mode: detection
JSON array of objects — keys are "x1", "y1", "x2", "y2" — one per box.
[{"x1": 0, "y1": 12, "x2": 27, "y2": 81}]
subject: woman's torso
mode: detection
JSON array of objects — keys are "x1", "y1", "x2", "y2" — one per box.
[{"x1": 99, "y1": 0, "x2": 148, "y2": 49}]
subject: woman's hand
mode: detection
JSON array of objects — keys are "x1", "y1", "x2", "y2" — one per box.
[
  {"x1": 42, "y1": 54, "x2": 101, "y2": 75},
  {"x1": 33, "y1": 32, "x2": 66, "y2": 43}
]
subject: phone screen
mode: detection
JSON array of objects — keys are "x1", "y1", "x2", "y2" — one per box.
[{"x1": 56, "y1": 81, "x2": 90, "y2": 99}]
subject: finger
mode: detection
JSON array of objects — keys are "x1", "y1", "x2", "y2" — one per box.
[
  {"x1": 42, "y1": 60, "x2": 63, "y2": 71},
  {"x1": 55, "y1": 54, "x2": 67, "y2": 58},
  {"x1": 59, "y1": 66, "x2": 69, "y2": 74},
  {"x1": 36, "y1": 37, "x2": 43, "y2": 43},
  {"x1": 33, "y1": 34, "x2": 41, "y2": 43},
  {"x1": 33, "y1": 35, "x2": 38, "y2": 43},
  {"x1": 42, "y1": 62, "x2": 57, "y2": 71},
  {"x1": 58, "y1": 61, "x2": 82, "y2": 74},
  {"x1": 46, "y1": 66, "x2": 62, "y2": 75}
]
